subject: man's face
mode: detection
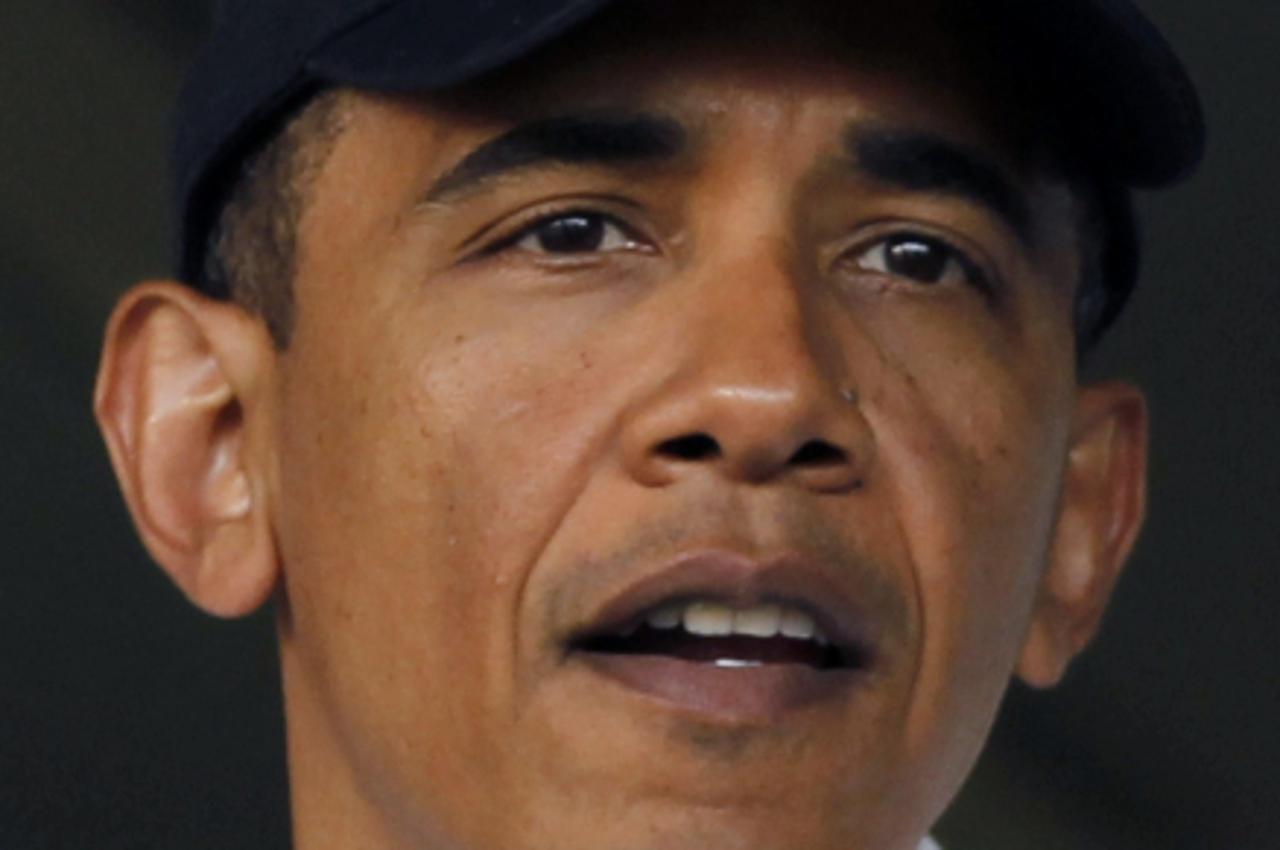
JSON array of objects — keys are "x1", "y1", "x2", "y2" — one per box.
[{"x1": 268, "y1": 4, "x2": 1084, "y2": 849}]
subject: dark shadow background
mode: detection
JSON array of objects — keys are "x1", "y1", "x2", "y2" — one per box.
[{"x1": 1, "y1": 2, "x2": 1276, "y2": 848}]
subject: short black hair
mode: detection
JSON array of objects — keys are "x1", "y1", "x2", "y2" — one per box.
[{"x1": 200, "y1": 89, "x2": 348, "y2": 348}]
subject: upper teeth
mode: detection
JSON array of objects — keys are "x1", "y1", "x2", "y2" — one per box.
[{"x1": 644, "y1": 600, "x2": 828, "y2": 644}]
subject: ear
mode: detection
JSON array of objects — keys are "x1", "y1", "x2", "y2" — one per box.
[
  {"x1": 1017, "y1": 381, "x2": 1148, "y2": 688},
  {"x1": 94, "y1": 281, "x2": 279, "y2": 618}
]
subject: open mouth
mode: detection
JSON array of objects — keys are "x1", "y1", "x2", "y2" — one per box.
[
  {"x1": 571, "y1": 598, "x2": 867, "y2": 672},
  {"x1": 563, "y1": 551, "x2": 881, "y2": 719}
]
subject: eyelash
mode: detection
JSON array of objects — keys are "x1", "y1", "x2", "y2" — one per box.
[
  {"x1": 471, "y1": 207, "x2": 997, "y2": 294},
  {"x1": 472, "y1": 203, "x2": 649, "y2": 259},
  {"x1": 835, "y1": 228, "x2": 998, "y2": 296}
]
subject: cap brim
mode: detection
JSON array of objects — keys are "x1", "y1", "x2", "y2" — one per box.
[
  {"x1": 1002, "y1": 0, "x2": 1205, "y2": 187},
  {"x1": 308, "y1": 0, "x2": 1204, "y2": 188},
  {"x1": 309, "y1": 0, "x2": 616, "y2": 92}
]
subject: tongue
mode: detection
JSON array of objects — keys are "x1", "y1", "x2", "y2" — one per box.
[{"x1": 584, "y1": 625, "x2": 836, "y2": 668}]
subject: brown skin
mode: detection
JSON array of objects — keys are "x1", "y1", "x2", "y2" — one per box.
[{"x1": 94, "y1": 4, "x2": 1148, "y2": 849}]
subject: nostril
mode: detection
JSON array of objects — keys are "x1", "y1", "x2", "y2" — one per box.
[
  {"x1": 656, "y1": 433, "x2": 722, "y2": 461},
  {"x1": 788, "y1": 440, "x2": 847, "y2": 467}
]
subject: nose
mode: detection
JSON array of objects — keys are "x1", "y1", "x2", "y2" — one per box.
[{"x1": 619, "y1": 256, "x2": 874, "y2": 493}]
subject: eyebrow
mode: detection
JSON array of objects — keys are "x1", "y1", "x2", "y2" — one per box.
[
  {"x1": 848, "y1": 127, "x2": 1034, "y2": 247},
  {"x1": 423, "y1": 111, "x2": 687, "y2": 203}
]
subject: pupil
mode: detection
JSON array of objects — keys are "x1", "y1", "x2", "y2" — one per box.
[
  {"x1": 886, "y1": 236, "x2": 948, "y2": 283},
  {"x1": 538, "y1": 215, "x2": 605, "y2": 253}
]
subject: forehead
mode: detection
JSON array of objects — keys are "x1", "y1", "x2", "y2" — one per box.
[{"x1": 293, "y1": 0, "x2": 1079, "y2": 317}]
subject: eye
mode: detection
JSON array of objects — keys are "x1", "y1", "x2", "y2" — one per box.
[
  {"x1": 505, "y1": 211, "x2": 644, "y2": 256},
  {"x1": 851, "y1": 233, "x2": 984, "y2": 288}
]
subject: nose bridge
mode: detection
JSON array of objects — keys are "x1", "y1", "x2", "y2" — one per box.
[
  {"x1": 688, "y1": 246, "x2": 837, "y2": 407},
  {"x1": 676, "y1": 101, "x2": 838, "y2": 396},
  {"x1": 620, "y1": 240, "x2": 874, "y2": 491}
]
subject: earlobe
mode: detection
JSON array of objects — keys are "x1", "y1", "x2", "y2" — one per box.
[
  {"x1": 1017, "y1": 382, "x2": 1148, "y2": 688},
  {"x1": 94, "y1": 281, "x2": 280, "y2": 618}
]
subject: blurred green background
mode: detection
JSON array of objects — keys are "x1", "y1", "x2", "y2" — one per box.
[{"x1": 1, "y1": 2, "x2": 1276, "y2": 848}]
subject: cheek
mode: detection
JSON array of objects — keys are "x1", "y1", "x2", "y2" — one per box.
[
  {"x1": 860, "y1": 279, "x2": 1075, "y2": 622},
  {"x1": 860, "y1": 320, "x2": 1072, "y2": 791},
  {"x1": 277, "y1": 245, "x2": 612, "y2": 659},
  {"x1": 272, "y1": 333, "x2": 503, "y2": 756},
  {"x1": 267, "y1": 335, "x2": 517, "y2": 831},
  {"x1": 405, "y1": 313, "x2": 622, "y2": 577},
  {"x1": 271, "y1": 285, "x2": 626, "y2": 824}
]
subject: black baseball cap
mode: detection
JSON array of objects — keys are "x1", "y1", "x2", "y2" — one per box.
[{"x1": 175, "y1": 0, "x2": 1205, "y2": 328}]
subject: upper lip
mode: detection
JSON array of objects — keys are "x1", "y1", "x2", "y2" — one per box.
[{"x1": 566, "y1": 549, "x2": 883, "y2": 664}]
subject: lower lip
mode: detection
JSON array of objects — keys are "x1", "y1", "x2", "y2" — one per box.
[{"x1": 574, "y1": 651, "x2": 864, "y2": 722}]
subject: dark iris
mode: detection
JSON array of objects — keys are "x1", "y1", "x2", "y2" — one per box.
[
  {"x1": 884, "y1": 234, "x2": 953, "y2": 284},
  {"x1": 532, "y1": 213, "x2": 607, "y2": 253}
]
